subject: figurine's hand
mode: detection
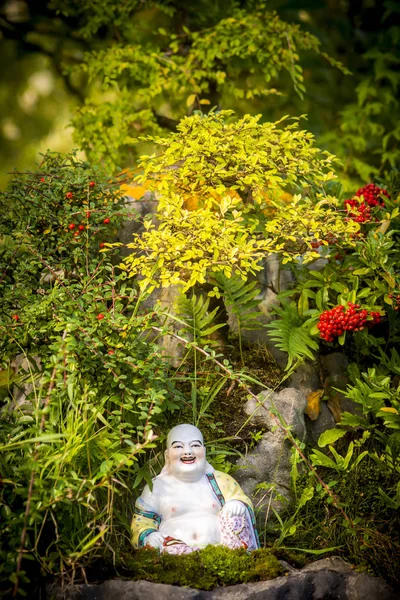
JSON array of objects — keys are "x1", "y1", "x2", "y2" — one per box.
[
  {"x1": 224, "y1": 500, "x2": 246, "y2": 517},
  {"x1": 144, "y1": 531, "x2": 165, "y2": 549}
]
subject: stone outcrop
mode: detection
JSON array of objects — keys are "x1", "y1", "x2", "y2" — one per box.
[
  {"x1": 235, "y1": 388, "x2": 307, "y2": 512},
  {"x1": 46, "y1": 557, "x2": 396, "y2": 600}
]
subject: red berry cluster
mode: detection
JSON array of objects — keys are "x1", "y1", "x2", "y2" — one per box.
[
  {"x1": 344, "y1": 200, "x2": 372, "y2": 223},
  {"x1": 344, "y1": 183, "x2": 389, "y2": 224},
  {"x1": 355, "y1": 183, "x2": 389, "y2": 207},
  {"x1": 317, "y1": 303, "x2": 381, "y2": 342}
]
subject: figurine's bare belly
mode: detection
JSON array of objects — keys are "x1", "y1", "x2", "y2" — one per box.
[
  {"x1": 159, "y1": 512, "x2": 220, "y2": 546},
  {"x1": 156, "y1": 478, "x2": 221, "y2": 546}
]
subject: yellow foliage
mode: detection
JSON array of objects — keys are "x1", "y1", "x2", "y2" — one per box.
[
  {"x1": 120, "y1": 183, "x2": 148, "y2": 199},
  {"x1": 182, "y1": 188, "x2": 241, "y2": 211},
  {"x1": 118, "y1": 168, "x2": 148, "y2": 199},
  {"x1": 305, "y1": 389, "x2": 324, "y2": 421},
  {"x1": 120, "y1": 111, "x2": 358, "y2": 292}
]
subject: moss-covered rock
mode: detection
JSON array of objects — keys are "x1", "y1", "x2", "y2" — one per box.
[{"x1": 121, "y1": 546, "x2": 283, "y2": 590}]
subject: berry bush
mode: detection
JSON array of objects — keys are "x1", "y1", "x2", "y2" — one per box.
[
  {"x1": 0, "y1": 152, "x2": 183, "y2": 596},
  {"x1": 317, "y1": 302, "x2": 381, "y2": 342},
  {"x1": 344, "y1": 184, "x2": 389, "y2": 224}
]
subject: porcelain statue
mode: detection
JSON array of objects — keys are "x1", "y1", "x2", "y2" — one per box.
[{"x1": 131, "y1": 424, "x2": 260, "y2": 554}]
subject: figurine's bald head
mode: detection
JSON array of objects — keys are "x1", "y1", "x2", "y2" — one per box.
[
  {"x1": 167, "y1": 424, "x2": 203, "y2": 448},
  {"x1": 165, "y1": 424, "x2": 207, "y2": 482}
]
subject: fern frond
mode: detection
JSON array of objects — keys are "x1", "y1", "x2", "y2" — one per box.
[
  {"x1": 175, "y1": 292, "x2": 225, "y2": 347},
  {"x1": 266, "y1": 301, "x2": 319, "y2": 370},
  {"x1": 213, "y1": 273, "x2": 263, "y2": 332}
]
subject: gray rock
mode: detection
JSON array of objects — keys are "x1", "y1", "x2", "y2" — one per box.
[
  {"x1": 47, "y1": 579, "x2": 205, "y2": 599},
  {"x1": 245, "y1": 388, "x2": 307, "y2": 440},
  {"x1": 257, "y1": 288, "x2": 280, "y2": 317},
  {"x1": 288, "y1": 362, "x2": 321, "y2": 397},
  {"x1": 307, "y1": 257, "x2": 329, "y2": 272},
  {"x1": 261, "y1": 254, "x2": 293, "y2": 294},
  {"x1": 118, "y1": 192, "x2": 158, "y2": 257},
  {"x1": 154, "y1": 284, "x2": 185, "y2": 367},
  {"x1": 235, "y1": 388, "x2": 307, "y2": 512},
  {"x1": 235, "y1": 431, "x2": 293, "y2": 513},
  {"x1": 320, "y1": 353, "x2": 349, "y2": 377},
  {"x1": 46, "y1": 557, "x2": 397, "y2": 600}
]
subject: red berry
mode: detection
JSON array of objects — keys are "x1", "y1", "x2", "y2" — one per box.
[
  {"x1": 69, "y1": 223, "x2": 75, "y2": 230},
  {"x1": 107, "y1": 349, "x2": 114, "y2": 355},
  {"x1": 99, "y1": 242, "x2": 105, "y2": 248},
  {"x1": 73, "y1": 231, "x2": 79, "y2": 237},
  {"x1": 66, "y1": 192, "x2": 73, "y2": 200},
  {"x1": 103, "y1": 218, "x2": 110, "y2": 224},
  {"x1": 89, "y1": 181, "x2": 95, "y2": 188},
  {"x1": 97, "y1": 313, "x2": 105, "y2": 320},
  {"x1": 40, "y1": 177, "x2": 45, "y2": 182},
  {"x1": 12, "y1": 314, "x2": 19, "y2": 321},
  {"x1": 86, "y1": 211, "x2": 91, "y2": 218},
  {"x1": 78, "y1": 225, "x2": 85, "y2": 231}
]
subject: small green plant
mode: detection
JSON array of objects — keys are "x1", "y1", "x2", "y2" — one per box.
[
  {"x1": 310, "y1": 432, "x2": 369, "y2": 473},
  {"x1": 211, "y1": 272, "x2": 264, "y2": 363},
  {"x1": 266, "y1": 300, "x2": 319, "y2": 370}
]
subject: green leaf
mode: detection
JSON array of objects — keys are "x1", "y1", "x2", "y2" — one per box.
[
  {"x1": 318, "y1": 428, "x2": 347, "y2": 447},
  {"x1": 353, "y1": 268, "x2": 370, "y2": 275},
  {"x1": 310, "y1": 448, "x2": 339, "y2": 469},
  {"x1": 266, "y1": 301, "x2": 319, "y2": 370},
  {"x1": 0, "y1": 434, "x2": 67, "y2": 451}
]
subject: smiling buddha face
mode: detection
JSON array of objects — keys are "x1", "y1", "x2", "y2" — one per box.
[{"x1": 164, "y1": 424, "x2": 207, "y2": 482}]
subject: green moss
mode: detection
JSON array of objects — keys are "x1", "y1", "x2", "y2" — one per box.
[{"x1": 120, "y1": 545, "x2": 283, "y2": 590}]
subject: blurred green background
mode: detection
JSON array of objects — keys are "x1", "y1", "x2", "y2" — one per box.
[{"x1": 1, "y1": 0, "x2": 399, "y2": 189}]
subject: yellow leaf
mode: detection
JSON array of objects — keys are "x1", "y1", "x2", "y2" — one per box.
[
  {"x1": 120, "y1": 183, "x2": 147, "y2": 199},
  {"x1": 379, "y1": 407, "x2": 398, "y2": 414},
  {"x1": 186, "y1": 94, "x2": 196, "y2": 107},
  {"x1": 305, "y1": 389, "x2": 324, "y2": 421},
  {"x1": 375, "y1": 219, "x2": 390, "y2": 235},
  {"x1": 199, "y1": 99, "x2": 211, "y2": 105},
  {"x1": 43, "y1": 229, "x2": 52, "y2": 234}
]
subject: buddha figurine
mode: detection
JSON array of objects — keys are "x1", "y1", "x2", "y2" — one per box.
[{"x1": 131, "y1": 424, "x2": 260, "y2": 554}]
